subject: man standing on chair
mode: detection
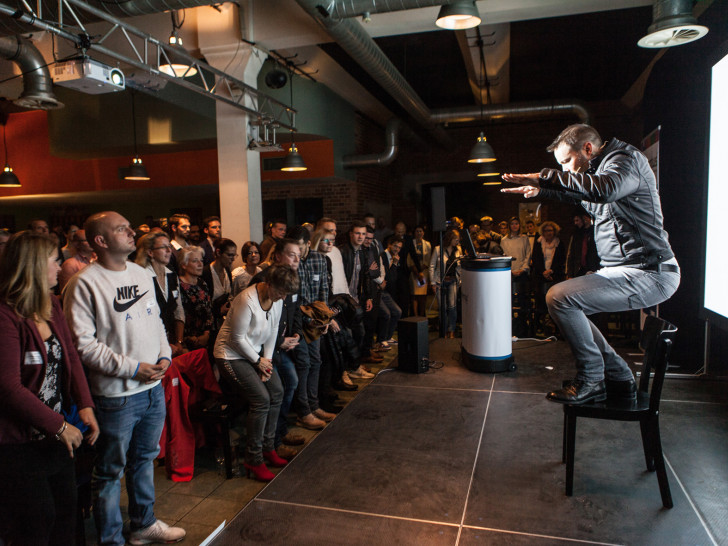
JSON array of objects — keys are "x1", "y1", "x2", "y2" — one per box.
[{"x1": 502, "y1": 124, "x2": 680, "y2": 404}]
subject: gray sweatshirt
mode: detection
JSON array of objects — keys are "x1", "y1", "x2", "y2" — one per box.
[{"x1": 64, "y1": 261, "x2": 171, "y2": 398}]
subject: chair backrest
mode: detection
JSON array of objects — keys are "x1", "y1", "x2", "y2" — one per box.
[{"x1": 638, "y1": 315, "x2": 678, "y2": 412}]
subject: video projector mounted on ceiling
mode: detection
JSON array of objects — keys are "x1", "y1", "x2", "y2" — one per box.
[{"x1": 52, "y1": 58, "x2": 125, "y2": 94}]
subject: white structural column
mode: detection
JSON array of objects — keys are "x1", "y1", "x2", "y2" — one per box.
[{"x1": 197, "y1": 3, "x2": 264, "y2": 265}]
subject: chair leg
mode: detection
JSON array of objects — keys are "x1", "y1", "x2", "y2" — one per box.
[
  {"x1": 219, "y1": 411, "x2": 234, "y2": 479},
  {"x1": 639, "y1": 420, "x2": 656, "y2": 471},
  {"x1": 565, "y1": 411, "x2": 577, "y2": 496},
  {"x1": 562, "y1": 408, "x2": 567, "y2": 464},
  {"x1": 650, "y1": 419, "x2": 673, "y2": 509}
]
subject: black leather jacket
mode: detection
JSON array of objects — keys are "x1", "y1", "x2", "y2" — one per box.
[{"x1": 538, "y1": 138, "x2": 674, "y2": 269}]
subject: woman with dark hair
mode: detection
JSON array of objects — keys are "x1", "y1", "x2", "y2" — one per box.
[
  {"x1": 231, "y1": 241, "x2": 262, "y2": 297},
  {"x1": 0, "y1": 231, "x2": 98, "y2": 544},
  {"x1": 214, "y1": 264, "x2": 300, "y2": 481},
  {"x1": 430, "y1": 229, "x2": 463, "y2": 338},
  {"x1": 135, "y1": 232, "x2": 186, "y2": 356},
  {"x1": 178, "y1": 246, "x2": 214, "y2": 351}
]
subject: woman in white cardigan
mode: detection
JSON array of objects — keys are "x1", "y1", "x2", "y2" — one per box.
[{"x1": 214, "y1": 264, "x2": 299, "y2": 481}]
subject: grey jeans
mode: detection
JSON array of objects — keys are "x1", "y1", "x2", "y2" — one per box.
[
  {"x1": 546, "y1": 264, "x2": 680, "y2": 383},
  {"x1": 218, "y1": 358, "x2": 283, "y2": 465}
]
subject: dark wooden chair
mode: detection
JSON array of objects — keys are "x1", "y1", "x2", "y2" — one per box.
[{"x1": 562, "y1": 315, "x2": 678, "y2": 508}]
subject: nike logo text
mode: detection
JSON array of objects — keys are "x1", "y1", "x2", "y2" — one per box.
[{"x1": 113, "y1": 285, "x2": 149, "y2": 312}]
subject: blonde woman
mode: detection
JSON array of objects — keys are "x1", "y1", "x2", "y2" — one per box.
[{"x1": 0, "y1": 231, "x2": 98, "y2": 544}]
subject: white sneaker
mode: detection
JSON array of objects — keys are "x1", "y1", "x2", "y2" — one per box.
[
  {"x1": 348, "y1": 366, "x2": 375, "y2": 379},
  {"x1": 129, "y1": 520, "x2": 186, "y2": 545}
]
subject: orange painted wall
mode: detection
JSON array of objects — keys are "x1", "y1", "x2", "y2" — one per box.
[{"x1": 0, "y1": 110, "x2": 219, "y2": 198}]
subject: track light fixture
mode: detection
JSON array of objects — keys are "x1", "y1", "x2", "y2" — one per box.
[
  {"x1": 159, "y1": 11, "x2": 198, "y2": 78},
  {"x1": 436, "y1": 1, "x2": 481, "y2": 30}
]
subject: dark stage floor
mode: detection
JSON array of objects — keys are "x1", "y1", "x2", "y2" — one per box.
[{"x1": 210, "y1": 337, "x2": 727, "y2": 545}]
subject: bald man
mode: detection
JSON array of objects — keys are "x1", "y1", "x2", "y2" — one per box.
[{"x1": 64, "y1": 211, "x2": 185, "y2": 545}]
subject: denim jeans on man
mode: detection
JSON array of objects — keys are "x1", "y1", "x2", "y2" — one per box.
[
  {"x1": 274, "y1": 350, "x2": 298, "y2": 443},
  {"x1": 546, "y1": 263, "x2": 680, "y2": 383},
  {"x1": 218, "y1": 359, "x2": 283, "y2": 465},
  {"x1": 378, "y1": 291, "x2": 402, "y2": 342},
  {"x1": 93, "y1": 384, "x2": 165, "y2": 546},
  {"x1": 293, "y1": 336, "x2": 322, "y2": 416}
]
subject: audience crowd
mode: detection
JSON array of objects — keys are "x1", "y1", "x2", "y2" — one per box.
[{"x1": 0, "y1": 208, "x2": 598, "y2": 544}]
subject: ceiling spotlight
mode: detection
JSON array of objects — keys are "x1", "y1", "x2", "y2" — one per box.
[
  {"x1": 159, "y1": 11, "x2": 198, "y2": 77},
  {"x1": 265, "y1": 69, "x2": 288, "y2": 90},
  {"x1": 436, "y1": 1, "x2": 481, "y2": 30},
  {"x1": 638, "y1": 0, "x2": 708, "y2": 48}
]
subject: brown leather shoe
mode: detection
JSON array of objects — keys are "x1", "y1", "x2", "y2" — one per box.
[
  {"x1": 363, "y1": 351, "x2": 383, "y2": 363},
  {"x1": 296, "y1": 413, "x2": 325, "y2": 430},
  {"x1": 281, "y1": 432, "x2": 305, "y2": 446},
  {"x1": 313, "y1": 408, "x2": 336, "y2": 422},
  {"x1": 276, "y1": 444, "x2": 298, "y2": 460}
]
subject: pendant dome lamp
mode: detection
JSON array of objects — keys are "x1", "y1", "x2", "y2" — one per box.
[
  {"x1": 0, "y1": 118, "x2": 20, "y2": 187},
  {"x1": 436, "y1": 1, "x2": 481, "y2": 30},
  {"x1": 124, "y1": 92, "x2": 150, "y2": 181},
  {"x1": 281, "y1": 69, "x2": 307, "y2": 172},
  {"x1": 468, "y1": 33, "x2": 496, "y2": 164},
  {"x1": 477, "y1": 163, "x2": 501, "y2": 185}
]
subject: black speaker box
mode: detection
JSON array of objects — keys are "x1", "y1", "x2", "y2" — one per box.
[
  {"x1": 431, "y1": 186, "x2": 447, "y2": 232},
  {"x1": 398, "y1": 317, "x2": 429, "y2": 373}
]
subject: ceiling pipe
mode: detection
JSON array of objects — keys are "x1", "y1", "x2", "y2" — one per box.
[
  {"x1": 329, "y1": 0, "x2": 458, "y2": 19},
  {"x1": 295, "y1": 0, "x2": 452, "y2": 149},
  {"x1": 343, "y1": 117, "x2": 421, "y2": 168},
  {"x1": 430, "y1": 100, "x2": 591, "y2": 125},
  {"x1": 0, "y1": 35, "x2": 63, "y2": 109}
]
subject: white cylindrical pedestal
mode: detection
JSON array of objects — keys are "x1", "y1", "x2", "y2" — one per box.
[{"x1": 461, "y1": 257, "x2": 516, "y2": 373}]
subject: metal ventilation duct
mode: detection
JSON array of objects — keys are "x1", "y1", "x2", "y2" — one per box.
[
  {"x1": 430, "y1": 100, "x2": 591, "y2": 125},
  {"x1": 295, "y1": 0, "x2": 452, "y2": 149},
  {"x1": 637, "y1": 0, "x2": 708, "y2": 48},
  {"x1": 343, "y1": 117, "x2": 419, "y2": 168},
  {"x1": 329, "y1": 0, "x2": 456, "y2": 19},
  {"x1": 0, "y1": 35, "x2": 62, "y2": 109}
]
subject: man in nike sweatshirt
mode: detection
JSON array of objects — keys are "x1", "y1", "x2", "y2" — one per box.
[{"x1": 64, "y1": 211, "x2": 185, "y2": 546}]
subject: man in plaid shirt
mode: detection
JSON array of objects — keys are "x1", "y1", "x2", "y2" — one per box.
[{"x1": 287, "y1": 226, "x2": 336, "y2": 430}]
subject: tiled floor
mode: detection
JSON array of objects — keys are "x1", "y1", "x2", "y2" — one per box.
[
  {"x1": 81, "y1": 344, "x2": 396, "y2": 545},
  {"x1": 81, "y1": 333, "x2": 727, "y2": 545},
  {"x1": 210, "y1": 336, "x2": 727, "y2": 546}
]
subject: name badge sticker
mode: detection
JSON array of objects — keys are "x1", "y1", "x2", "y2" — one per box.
[
  {"x1": 292, "y1": 294, "x2": 298, "y2": 302},
  {"x1": 24, "y1": 351, "x2": 43, "y2": 365},
  {"x1": 172, "y1": 290, "x2": 179, "y2": 298},
  {"x1": 146, "y1": 299, "x2": 156, "y2": 309},
  {"x1": 313, "y1": 274, "x2": 320, "y2": 281}
]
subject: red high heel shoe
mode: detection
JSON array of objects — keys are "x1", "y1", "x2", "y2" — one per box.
[
  {"x1": 244, "y1": 462, "x2": 275, "y2": 481},
  {"x1": 263, "y1": 450, "x2": 288, "y2": 468}
]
